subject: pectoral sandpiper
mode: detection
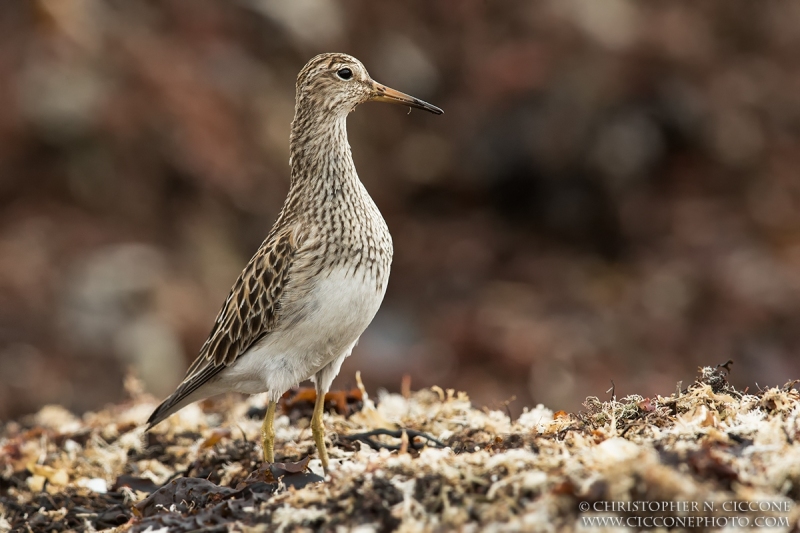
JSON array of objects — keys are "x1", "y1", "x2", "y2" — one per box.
[{"x1": 146, "y1": 53, "x2": 442, "y2": 473}]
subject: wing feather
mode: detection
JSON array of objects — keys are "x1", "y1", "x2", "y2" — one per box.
[{"x1": 146, "y1": 223, "x2": 303, "y2": 429}]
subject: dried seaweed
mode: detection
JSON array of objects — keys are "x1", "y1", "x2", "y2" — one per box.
[
  {"x1": 2, "y1": 368, "x2": 800, "y2": 531},
  {"x1": 339, "y1": 428, "x2": 445, "y2": 451}
]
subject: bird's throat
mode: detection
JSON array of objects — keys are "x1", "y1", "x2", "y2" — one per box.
[{"x1": 287, "y1": 113, "x2": 360, "y2": 210}]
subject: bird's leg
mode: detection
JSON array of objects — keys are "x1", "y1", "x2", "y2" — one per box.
[
  {"x1": 311, "y1": 390, "x2": 330, "y2": 474},
  {"x1": 261, "y1": 400, "x2": 277, "y2": 463}
]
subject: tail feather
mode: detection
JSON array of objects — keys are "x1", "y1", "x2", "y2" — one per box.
[
  {"x1": 146, "y1": 363, "x2": 225, "y2": 430},
  {"x1": 146, "y1": 392, "x2": 196, "y2": 430}
]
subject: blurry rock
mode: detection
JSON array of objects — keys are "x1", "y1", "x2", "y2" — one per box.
[
  {"x1": 722, "y1": 248, "x2": 796, "y2": 311},
  {"x1": 588, "y1": 110, "x2": 664, "y2": 191},
  {"x1": 18, "y1": 60, "x2": 108, "y2": 141},
  {"x1": 61, "y1": 244, "x2": 164, "y2": 352},
  {"x1": 115, "y1": 315, "x2": 185, "y2": 398},
  {"x1": 35, "y1": 0, "x2": 107, "y2": 52},
  {"x1": 640, "y1": 267, "x2": 693, "y2": 322},
  {"x1": 551, "y1": 0, "x2": 639, "y2": 50},
  {"x1": 395, "y1": 132, "x2": 452, "y2": 185},
  {"x1": 246, "y1": 0, "x2": 344, "y2": 48},
  {"x1": 353, "y1": 311, "x2": 419, "y2": 382},
  {"x1": 657, "y1": 79, "x2": 707, "y2": 141},
  {"x1": 373, "y1": 33, "x2": 439, "y2": 96},
  {"x1": 60, "y1": 244, "x2": 184, "y2": 395},
  {"x1": 0, "y1": 217, "x2": 56, "y2": 314},
  {"x1": 708, "y1": 109, "x2": 765, "y2": 167}
]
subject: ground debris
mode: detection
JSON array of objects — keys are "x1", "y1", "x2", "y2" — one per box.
[
  {"x1": 245, "y1": 386, "x2": 365, "y2": 423},
  {"x1": 2, "y1": 367, "x2": 800, "y2": 531},
  {"x1": 340, "y1": 428, "x2": 445, "y2": 452}
]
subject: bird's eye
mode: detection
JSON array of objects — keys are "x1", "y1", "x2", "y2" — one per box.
[{"x1": 336, "y1": 68, "x2": 353, "y2": 80}]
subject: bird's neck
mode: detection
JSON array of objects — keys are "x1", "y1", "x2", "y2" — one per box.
[{"x1": 286, "y1": 108, "x2": 362, "y2": 213}]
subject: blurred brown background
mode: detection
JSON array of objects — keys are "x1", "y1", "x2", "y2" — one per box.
[{"x1": 2, "y1": 0, "x2": 800, "y2": 420}]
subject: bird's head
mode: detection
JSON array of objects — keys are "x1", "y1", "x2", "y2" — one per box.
[{"x1": 295, "y1": 53, "x2": 443, "y2": 117}]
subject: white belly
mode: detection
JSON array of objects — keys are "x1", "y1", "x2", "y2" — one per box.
[{"x1": 215, "y1": 266, "x2": 388, "y2": 399}]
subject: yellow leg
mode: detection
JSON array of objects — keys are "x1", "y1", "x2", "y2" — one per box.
[
  {"x1": 261, "y1": 400, "x2": 277, "y2": 463},
  {"x1": 311, "y1": 391, "x2": 330, "y2": 474}
]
